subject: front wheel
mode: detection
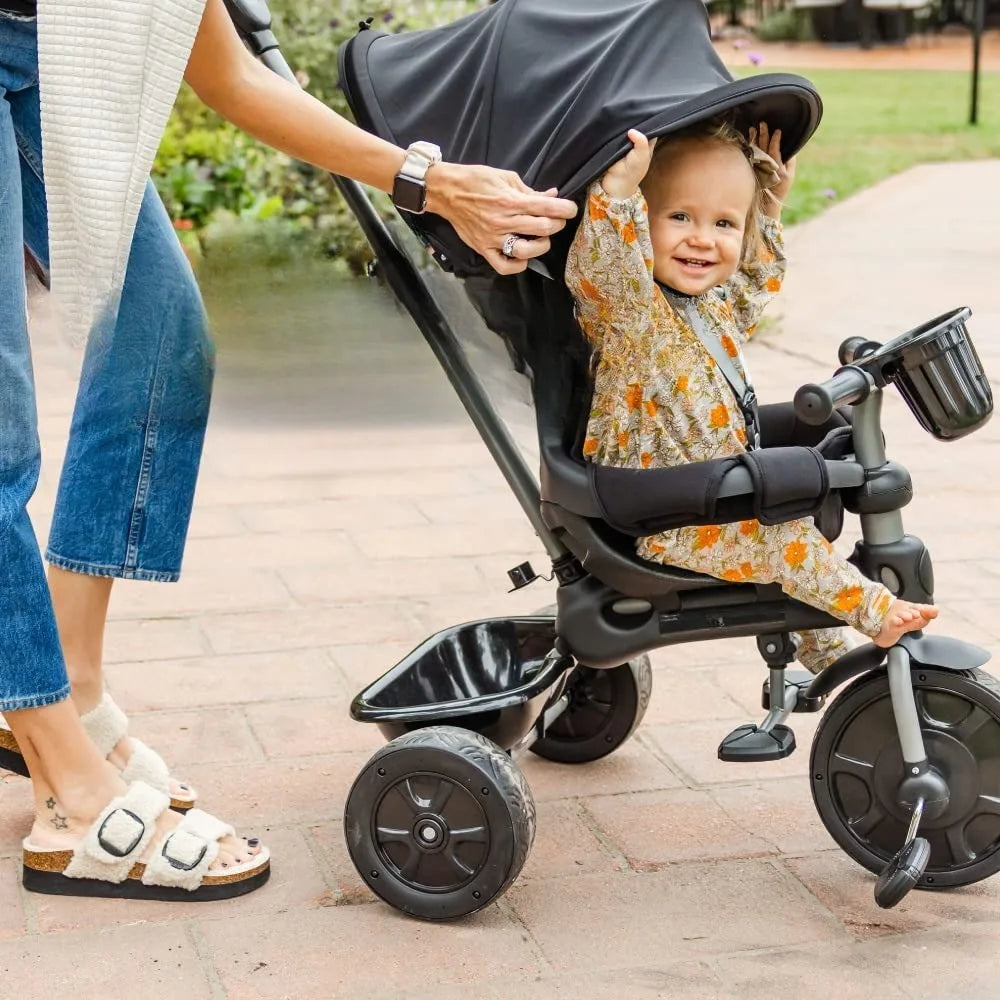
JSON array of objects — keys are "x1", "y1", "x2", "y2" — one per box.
[{"x1": 810, "y1": 667, "x2": 1000, "y2": 889}]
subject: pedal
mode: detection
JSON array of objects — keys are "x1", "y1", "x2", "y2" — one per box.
[
  {"x1": 761, "y1": 669, "x2": 827, "y2": 713},
  {"x1": 718, "y1": 723, "x2": 796, "y2": 762}
]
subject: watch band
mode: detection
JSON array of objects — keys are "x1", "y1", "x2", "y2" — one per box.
[
  {"x1": 398, "y1": 141, "x2": 442, "y2": 182},
  {"x1": 392, "y1": 141, "x2": 442, "y2": 215}
]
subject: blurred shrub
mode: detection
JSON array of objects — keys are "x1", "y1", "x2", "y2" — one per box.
[
  {"x1": 755, "y1": 6, "x2": 815, "y2": 41},
  {"x1": 155, "y1": 0, "x2": 486, "y2": 270}
]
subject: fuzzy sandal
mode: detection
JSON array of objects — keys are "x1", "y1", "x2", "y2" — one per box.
[
  {"x1": 0, "y1": 696, "x2": 196, "y2": 813},
  {"x1": 22, "y1": 780, "x2": 270, "y2": 901},
  {"x1": 0, "y1": 720, "x2": 22, "y2": 777}
]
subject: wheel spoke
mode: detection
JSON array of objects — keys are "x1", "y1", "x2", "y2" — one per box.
[
  {"x1": 397, "y1": 842, "x2": 422, "y2": 881},
  {"x1": 450, "y1": 825, "x2": 488, "y2": 845},
  {"x1": 395, "y1": 779, "x2": 423, "y2": 814},
  {"x1": 945, "y1": 824, "x2": 978, "y2": 865},
  {"x1": 830, "y1": 752, "x2": 876, "y2": 782},
  {"x1": 376, "y1": 826, "x2": 411, "y2": 845},
  {"x1": 953, "y1": 706, "x2": 994, "y2": 745},
  {"x1": 569, "y1": 703, "x2": 610, "y2": 737},
  {"x1": 428, "y1": 778, "x2": 455, "y2": 814},
  {"x1": 442, "y1": 845, "x2": 476, "y2": 878},
  {"x1": 557, "y1": 711, "x2": 578, "y2": 738},
  {"x1": 974, "y1": 794, "x2": 1000, "y2": 818},
  {"x1": 849, "y1": 802, "x2": 888, "y2": 839}
]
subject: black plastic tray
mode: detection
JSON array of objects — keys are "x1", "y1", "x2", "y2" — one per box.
[{"x1": 350, "y1": 617, "x2": 572, "y2": 749}]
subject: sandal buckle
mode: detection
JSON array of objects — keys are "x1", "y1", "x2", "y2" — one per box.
[
  {"x1": 97, "y1": 808, "x2": 146, "y2": 858},
  {"x1": 161, "y1": 830, "x2": 208, "y2": 871}
]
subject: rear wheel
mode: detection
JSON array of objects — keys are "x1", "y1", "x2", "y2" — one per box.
[
  {"x1": 531, "y1": 656, "x2": 652, "y2": 764},
  {"x1": 810, "y1": 668, "x2": 1000, "y2": 889}
]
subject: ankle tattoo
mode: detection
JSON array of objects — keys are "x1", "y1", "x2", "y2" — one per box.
[{"x1": 45, "y1": 797, "x2": 69, "y2": 830}]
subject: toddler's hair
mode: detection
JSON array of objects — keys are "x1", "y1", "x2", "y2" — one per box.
[{"x1": 641, "y1": 116, "x2": 768, "y2": 265}]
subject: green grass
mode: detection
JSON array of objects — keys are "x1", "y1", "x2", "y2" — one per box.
[{"x1": 737, "y1": 68, "x2": 1000, "y2": 224}]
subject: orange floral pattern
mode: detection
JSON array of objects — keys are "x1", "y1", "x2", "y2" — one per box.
[{"x1": 565, "y1": 181, "x2": 894, "y2": 672}]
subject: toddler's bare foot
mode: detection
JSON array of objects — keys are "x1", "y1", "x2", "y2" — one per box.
[{"x1": 873, "y1": 599, "x2": 939, "y2": 648}]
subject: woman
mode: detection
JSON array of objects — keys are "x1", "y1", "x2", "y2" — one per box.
[{"x1": 0, "y1": 0, "x2": 576, "y2": 901}]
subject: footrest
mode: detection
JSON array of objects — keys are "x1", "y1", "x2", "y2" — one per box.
[
  {"x1": 761, "y1": 670, "x2": 827, "y2": 713},
  {"x1": 717, "y1": 723, "x2": 796, "y2": 762}
]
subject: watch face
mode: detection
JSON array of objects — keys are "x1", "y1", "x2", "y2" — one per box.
[{"x1": 392, "y1": 174, "x2": 426, "y2": 214}]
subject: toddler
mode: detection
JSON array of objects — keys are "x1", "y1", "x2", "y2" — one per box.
[{"x1": 565, "y1": 117, "x2": 937, "y2": 671}]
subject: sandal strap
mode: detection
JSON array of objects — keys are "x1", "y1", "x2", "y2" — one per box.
[
  {"x1": 64, "y1": 781, "x2": 170, "y2": 883},
  {"x1": 119, "y1": 738, "x2": 171, "y2": 794},
  {"x1": 140, "y1": 808, "x2": 235, "y2": 890},
  {"x1": 79, "y1": 693, "x2": 129, "y2": 758}
]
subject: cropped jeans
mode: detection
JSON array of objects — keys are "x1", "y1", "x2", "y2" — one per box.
[{"x1": 0, "y1": 13, "x2": 215, "y2": 711}]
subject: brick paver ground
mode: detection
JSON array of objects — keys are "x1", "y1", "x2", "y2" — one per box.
[{"x1": 4, "y1": 153, "x2": 1000, "y2": 996}]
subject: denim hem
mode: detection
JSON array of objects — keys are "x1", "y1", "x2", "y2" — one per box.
[
  {"x1": 0, "y1": 684, "x2": 71, "y2": 713},
  {"x1": 44, "y1": 550, "x2": 180, "y2": 583}
]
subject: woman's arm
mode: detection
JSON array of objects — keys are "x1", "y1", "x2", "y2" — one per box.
[{"x1": 183, "y1": 0, "x2": 576, "y2": 274}]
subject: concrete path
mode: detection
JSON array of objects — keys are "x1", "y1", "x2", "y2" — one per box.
[{"x1": 3, "y1": 160, "x2": 1000, "y2": 999}]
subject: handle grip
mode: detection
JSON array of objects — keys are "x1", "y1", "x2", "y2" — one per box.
[{"x1": 794, "y1": 366, "x2": 872, "y2": 425}]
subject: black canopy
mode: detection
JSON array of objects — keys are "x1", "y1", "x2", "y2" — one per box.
[{"x1": 339, "y1": 0, "x2": 823, "y2": 278}]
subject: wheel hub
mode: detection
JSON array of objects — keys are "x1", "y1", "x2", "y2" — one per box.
[
  {"x1": 412, "y1": 814, "x2": 448, "y2": 851},
  {"x1": 372, "y1": 771, "x2": 490, "y2": 892}
]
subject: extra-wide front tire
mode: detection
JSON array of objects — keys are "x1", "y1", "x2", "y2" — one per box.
[{"x1": 811, "y1": 667, "x2": 1000, "y2": 890}]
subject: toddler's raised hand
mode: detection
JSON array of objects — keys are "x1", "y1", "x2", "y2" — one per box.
[
  {"x1": 749, "y1": 121, "x2": 796, "y2": 214},
  {"x1": 601, "y1": 129, "x2": 657, "y2": 200}
]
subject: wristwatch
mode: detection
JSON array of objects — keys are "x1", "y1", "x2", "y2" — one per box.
[{"x1": 392, "y1": 141, "x2": 443, "y2": 214}]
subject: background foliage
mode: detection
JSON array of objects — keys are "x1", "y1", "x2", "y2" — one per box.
[{"x1": 154, "y1": 0, "x2": 486, "y2": 271}]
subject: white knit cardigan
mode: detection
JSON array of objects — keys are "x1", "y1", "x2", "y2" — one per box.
[{"x1": 36, "y1": 0, "x2": 207, "y2": 346}]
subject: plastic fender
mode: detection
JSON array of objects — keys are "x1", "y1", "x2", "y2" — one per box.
[{"x1": 805, "y1": 634, "x2": 991, "y2": 701}]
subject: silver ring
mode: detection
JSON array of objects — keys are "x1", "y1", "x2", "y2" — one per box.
[{"x1": 501, "y1": 234, "x2": 519, "y2": 259}]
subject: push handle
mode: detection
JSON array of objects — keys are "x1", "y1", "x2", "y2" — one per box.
[{"x1": 793, "y1": 365, "x2": 872, "y2": 425}]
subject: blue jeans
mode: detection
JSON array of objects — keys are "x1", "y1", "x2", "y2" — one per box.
[{"x1": 0, "y1": 13, "x2": 215, "y2": 711}]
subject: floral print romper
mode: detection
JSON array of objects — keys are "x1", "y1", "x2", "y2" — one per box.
[{"x1": 565, "y1": 183, "x2": 893, "y2": 672}]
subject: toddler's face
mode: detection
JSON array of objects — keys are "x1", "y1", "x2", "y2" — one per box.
[{"x1": 643, "y1": 140, "x2": 755, "y2": 296}]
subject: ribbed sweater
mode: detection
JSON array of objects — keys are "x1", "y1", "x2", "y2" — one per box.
[{"x1": 22, "y1": 1, "x2": 207, "y2": 345}]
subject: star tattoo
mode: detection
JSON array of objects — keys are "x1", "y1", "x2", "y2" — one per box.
[
  {"x1": 51, "y1": 813, "x2": 69, "y2": 830},
  {"x1": 46, "y1": 797, "x2": 56, "y2": 809}
]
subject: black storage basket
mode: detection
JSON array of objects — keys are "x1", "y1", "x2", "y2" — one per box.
[{"x1": 881, "y1": 308, "x2": 993, "y2": 441}]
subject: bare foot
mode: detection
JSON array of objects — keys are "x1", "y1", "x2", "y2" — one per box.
[{"x1": 873, "y1": 599, "x2": 939, "y2": 648}]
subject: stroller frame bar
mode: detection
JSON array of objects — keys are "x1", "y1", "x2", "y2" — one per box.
[{"x1": 253, "y1": 46, "x2": 569, "y2": 563}]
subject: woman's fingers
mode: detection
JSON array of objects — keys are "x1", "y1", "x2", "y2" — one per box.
[
  {"x1": 504, "y1": 214, "x2": 567, "y2": 238},
  {"x1": 482, "y1": 246, "x2": 527, "y2": 275},
  {"x1": 506, "y1": 190, "x2": 578, "y2": 222},
  {"x1": 509, "y1": 235, "x2": 551, "y2": 260}
]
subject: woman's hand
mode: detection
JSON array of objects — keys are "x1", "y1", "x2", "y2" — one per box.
[
  {"x1": 600, "y1": 130, "x2": 657, "y2": 201},
  {"x1": 749, "y1": 122, "x2": 796, "y2": 219},
  {"x1": 424, "y1": 163, "x2": 578, "y2": 275}
]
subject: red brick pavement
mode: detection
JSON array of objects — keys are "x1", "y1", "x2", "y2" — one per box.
[{"x1": 3, "y1": 158, "x2": 1000, "y2": 997}]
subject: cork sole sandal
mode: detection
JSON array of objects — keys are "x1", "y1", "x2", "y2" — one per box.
[
  {"x1": 0, "y1": 725, "x2": 28, "y2": 777},
  {"x1": 22, "y1": 781, "x2": 270, "y2": 902},
  {"x1": 0, "y1": 697, "x2": 196, "y2": 813}
]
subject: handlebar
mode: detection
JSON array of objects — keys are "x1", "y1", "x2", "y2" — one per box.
[{"x1": 793, "y1": 365, "x2": 873, "y2": 426}]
